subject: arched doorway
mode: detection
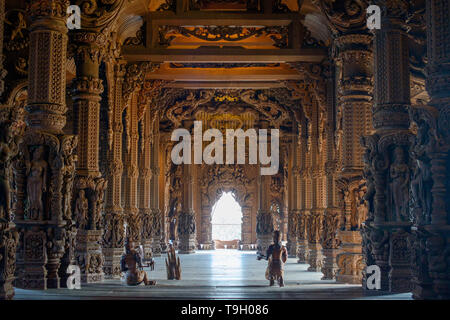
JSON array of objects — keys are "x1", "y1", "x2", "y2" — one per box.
[{"x1": 211, "y1": 192, "x2": 242, "y2": 249}]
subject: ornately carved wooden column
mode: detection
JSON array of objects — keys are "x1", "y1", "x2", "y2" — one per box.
[
  {"x1": 408, "y1": 0, "x2": 450, "y2": 299},
  {"x1": 123, "y1": 92, "x2": 141, "y2": 247},
  {"x1": 0, "y1": 0, "x2": 5, "y2": 94},
  {"x1": 0, "y1": 107, "x2": 23, "y2": 299},
  {"x1": 103, "y1": 60, "x2": 126, "y2": 279},
  {"x1": 150, "y1": 111, "x2": 163, "y2": 256},
  {"x1": 362, "y1": 1, "x2": 413, "y2": 292},
  {"x1": 297, "y1": 115, "x2": 310, "y2": 264},
  {"x1": 13, "y1": 0, "x2": 77, "y2": 290},
  {"x1": 322, "y1": 63, "x2": 342, "y2": 280},
  {"x1": 308, "y1": 98, "x2": 325, "y2": 272},
  {"x1": 316, "y1": 0, "x2": 373, "y2": 284},
  {"x1": 138, "y1": 106, "x2": 153, "y2": 260},
  {"x1": 178, "y1": 140, "x2": 197, "y2": 254},
  {"x1": 0, "y1": 0, "x2": 16, "y2": 300},
  {"x1": 177, "y1": 120, "x2": 196, "y2": 254},
  {"x1": 256, "y1": 121, "x2": 274, "y2": 256},
  {"x1": 71, "y1": 30, "x2": 107, "y2": 283},
  {"x1": 287, "y1": 131, "x2": 300, "y2": 258}
]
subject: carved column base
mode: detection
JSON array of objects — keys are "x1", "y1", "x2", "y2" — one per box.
[
  {"x1": 307, "y1": 243, "x2": 324, "y2": 272},
  {"x1": 425, "y1": 231, "x2": 450, "y2": 299},
  {"x1": 178, "y1": 234, "x2": 196, "y2": 254},
  {"x1": 103, "y1": 248, "x2": 123, "y2": 280},
  {"x1": 58, "y1": 223, "x2": 77, "y2": 289},
  {"x1": 0, "y1": 223, "x2": 19, "y2": 300},
  {"x1": 287, "y1": 238, "x2": 298, "y2": 258},
  {"x1": 152, "y1": 236, "x2": 162, "y2": 257},
  {"x1": 336, "y1": 230, "x2": 364, "y2": 284},
  {"x1": 321, "y1": 248, "x2": 340, "y2": 280},
  {"x1": 75, "y1": 229, "x2": 104, "y2": 283},
  {"x1": 15, "y1": 226, "x2": 48, "y2": 290},
  {"x1": 389, "y1": 229, "x2": 413, "y2": 293},
  {"x1": 256, "y1": 233, "x2": 272, "y2": 256},
  {"x1": 297, "y1": 239, "x2": 309, "y2": 263}
]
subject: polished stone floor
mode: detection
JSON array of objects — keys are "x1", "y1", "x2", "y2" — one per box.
[{"x1": 14, "y1": 250, "x2": 412, "y2": 300}]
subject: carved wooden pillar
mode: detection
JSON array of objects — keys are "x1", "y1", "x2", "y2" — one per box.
[
  {"x1": 407, "y1": 0, "x2": 450, "y2": 300},
  {"x1": 241, "y1": 206, "x2": 253, "y2": 250},
  {"x1": 150, "y1": 112, "x2": 163, "y2": 256},
  {"x1": 178, "y1": 159, "x2": 197, "y2": 254},
  {"x1": 0, "y1": 0, "x2": 5, "y2": 95},
  {"x1": 322, "y1": 62, "x2": 342, "y2": 280},
  {"x1": 0, "y1": 106, "x2": 23, "y2": 299},
  {"x1": 200, "y1": 197, "x2": 213, "y2": 250},
  {"x1": 13, "y1": 0, "x2": 78, "y2": 290},
  {"x1": 423, "y1": 0, "x2": 450, "y2": 300},
  {"x1": 297, "y1": 115, "x2": 309, "y2": 264},
  {"x1": 71, "y1": 29, "x2": 107, "y2": 284},
  {"x1": 256, "y1": 121, "x2": 274, "y2": 255},
  {"x1": 361, "y1": 0, "x2": 413, "y2": 292},
  {"x1": 316, "y1": 0, "x2": 374, "y2": 285},
  {"x1": 287, "y1": 131, "x2": 300, "y2": 258},
  {"x1": 307, "y1": 97, "x2": 325, "y2": 272},
  {"x1": 103, "y1": 60, "x2": 126, "y2": 279},
  {"x1": 123, "y1": 92, "x2": 141, "y2": 247},
  {"x1": 138, "y1": 106, "x2": 153, "y2": 260}
]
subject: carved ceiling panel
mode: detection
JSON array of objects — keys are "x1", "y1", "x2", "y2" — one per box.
[
  {"x1": 158, "y1": 88, "x2": 299, "y2": 129},
  {"x1": 158, "y1": 25, "x2": 289, "y2": 49}
]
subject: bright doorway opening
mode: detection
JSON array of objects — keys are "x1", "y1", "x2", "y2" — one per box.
[{"x1": 211, "y1": 192, "x2": 242, "y2": 248}]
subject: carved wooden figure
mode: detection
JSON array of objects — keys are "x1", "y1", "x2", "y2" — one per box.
[{"x1": 166, "y1": 243, "x2": 181, "y2": 280}]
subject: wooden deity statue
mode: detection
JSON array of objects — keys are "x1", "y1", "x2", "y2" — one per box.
[
  {"x1": 165, "y1": 243, "x2": 181, "y2": 280},
  {"x1": 389, "y1": 147, "x2": 410, "y2": 222},
  {"x1": 0, "y1": 122, "x2": 18, "y2": 222},
  {"x1": 354, "y1": 184, "x2": 368, "y2": 229},
  {"x1": 169, "y1": 216, "x2": 178, "y2": 242},
  {"x1": 258, "y1": 230, "x2": 288, "y2": 287},
  {"x1": 26, "y1": 146, "x2": 48, "y2": 220},
  {"x1": 120, "y1": 240, "x2": 156, "y2": 286},
  {"x1": 74, "y1": 190, "x2": 88, "y2": 229}
]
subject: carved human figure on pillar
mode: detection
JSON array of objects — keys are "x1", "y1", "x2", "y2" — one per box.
[
  {"x1": 75, "y1": 190, "x2": 88, "y2": 229},
  {"x1": 92, "y1": 179, "x2": 107, "y2": 230},
  {"x1": 169, "y1": 216, "x2": 178, "y2": 242},
  {"x1": 410, "y1": 159, "x2": 432, "y2": 225},
  {"x1": 354, "y1": 185, "x2": 368, "y2": 229},
  {"x1": 0, "y1": 123, "x2": 19, "y2": 221},
  {"x1": 389, "y1": 147, "x2": 410, "y2": 222},
  {"x1": 61, "y1": 139, "x2": 77, "y2": 221},
  {"x1": 26, "y1": 146, "x2": 47, "y2": 220}
]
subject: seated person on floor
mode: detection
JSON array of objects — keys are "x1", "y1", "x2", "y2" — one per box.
[{"x1": 120, "y1": 239, "x2": 156, "y2": 286}]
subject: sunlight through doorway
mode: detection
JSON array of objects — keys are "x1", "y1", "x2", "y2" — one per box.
[{"x1": 211, "y1": 192, "x2": 242, "y2": 246}]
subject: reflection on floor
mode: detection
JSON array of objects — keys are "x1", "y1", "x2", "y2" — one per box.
[{"x1": 14, "y1": 250, "x2": 412, "y2": 300}]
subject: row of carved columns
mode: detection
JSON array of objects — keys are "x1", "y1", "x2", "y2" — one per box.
[{"x1": 0, "y1": 1, "x2": 166, "y2": 297}]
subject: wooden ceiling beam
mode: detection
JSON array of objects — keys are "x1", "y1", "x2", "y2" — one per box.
[{"x1": 123, "y1": 48, "x2": 326, "y2": 63}]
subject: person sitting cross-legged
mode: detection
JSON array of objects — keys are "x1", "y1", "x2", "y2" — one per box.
[{"x1": 120, "y1": 239, "x2": 156, "y2": 286}]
